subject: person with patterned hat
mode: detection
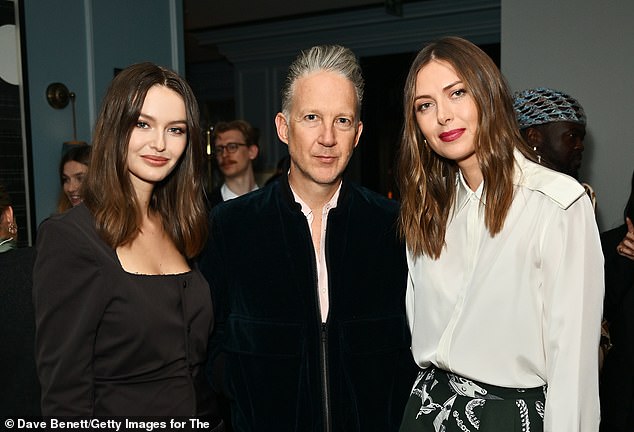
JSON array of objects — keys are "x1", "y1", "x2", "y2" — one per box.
[{"x1": 513, "y1": 87, "x2": 596, "y2": 207}]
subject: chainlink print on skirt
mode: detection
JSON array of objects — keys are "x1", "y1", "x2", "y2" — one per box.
[{"x1": 399, "y1": 367, "x2": 546, "y2": 432}]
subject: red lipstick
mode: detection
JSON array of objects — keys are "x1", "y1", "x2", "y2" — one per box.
[{"x1": 439, "y1": 128, "x2": 465, "y2": 142}]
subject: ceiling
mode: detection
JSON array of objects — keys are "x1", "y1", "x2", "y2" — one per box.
[
  {"x1": 183, "y1": 0, "x2": 383, "y2": 31},
  {"x1": 182, "y1": 0, "x2": 387, "y2": 62}
]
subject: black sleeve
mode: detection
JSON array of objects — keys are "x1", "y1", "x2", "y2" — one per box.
[
  {"x1": 33, "y1": 217, "x2": 106, "y2": 415},
  {"x1": 198, "y1": 210, "x2": 230, "y2": 395}
]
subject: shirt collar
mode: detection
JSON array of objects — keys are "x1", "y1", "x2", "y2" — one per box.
[
  {"x1": 456, "y1": 149, "x2": 584, "y2": 213},
  {"x1": 290, "y1": 182, "x2": 341, "y2": 218},
  {"x1": 455, "y1": 169, "x2": 484, "y2": 211},
  {"x1": 0, "y1": 237, "x2": 16, "y2": 253},
  {"x1": 511, "y1": 148, "x2": 585, "y2": 209},
  {"x1": 220, "y1": 182, "x2": 259, "y2": 201},
  {"x1": 455, "y1": 150, "x2": 524, "y2": 208}
]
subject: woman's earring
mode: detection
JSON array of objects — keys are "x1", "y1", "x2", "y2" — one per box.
[{"x1": 8, "y1": 220, "x2": 17, "y2": 235}]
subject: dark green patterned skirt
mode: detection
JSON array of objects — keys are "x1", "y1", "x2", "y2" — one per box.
[{"x1": 399, "y1": 367, "x2": 546, "y2": 432}]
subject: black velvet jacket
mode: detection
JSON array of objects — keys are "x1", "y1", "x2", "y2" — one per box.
[
  {"x1": 206, "y1": 186, "x2": 223, "y2": 209},
  {"x1": 199, "y1": 175, "x2": 417, "y2": 431}
]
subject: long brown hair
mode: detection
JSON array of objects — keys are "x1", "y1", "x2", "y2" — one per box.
[
  {"x1": 83, "y1": 62, "x2": 207, "y2": 258},
  {"x1": 398, "y1": 36, "x2": 533, "y2": 259}
]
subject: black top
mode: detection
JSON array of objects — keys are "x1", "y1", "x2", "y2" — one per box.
[
  {"x1": 600, "y1": 224, "x2": 634, "y2": 431},
  {"x1": 33, "y1": 204, "x2": 216, "y2": 417},
  {"x1": 602, "y1": 224, "x2": 634, "y2": 326},
  {"x1": 0, "y1": 246, "x2": 41, "y2": 417}
]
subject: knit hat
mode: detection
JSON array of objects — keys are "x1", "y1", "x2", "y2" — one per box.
[{"x1": 513, "y1": 87, "x2": 586, "y2": 129}]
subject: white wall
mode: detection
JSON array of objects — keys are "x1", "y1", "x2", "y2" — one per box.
[{"x1": 501, "y1": 0, "x2": 634, "y2": 232}]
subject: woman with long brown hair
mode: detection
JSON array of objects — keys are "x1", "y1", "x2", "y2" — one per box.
[
  {"x1": 34, "y1": 63, "x2": 220, "y2": 425},
  {"x1": 397, "y1": 37, "x2": 603, "y2": 431}
]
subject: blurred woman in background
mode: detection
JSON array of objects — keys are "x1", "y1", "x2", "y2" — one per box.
[{"x1": 57, "y1": 144, "x2": 91, "y2": 213}]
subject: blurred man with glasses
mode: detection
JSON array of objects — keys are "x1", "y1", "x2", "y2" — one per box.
[{"x1": 208, "y1": 120, "x2": 259, "y2": 208}]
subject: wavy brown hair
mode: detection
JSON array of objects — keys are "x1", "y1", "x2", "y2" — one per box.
[
  {"x1": 82, "y1": 62, "x2": 207, "y2": 258},
  {"x1": 398, "y1": 37, "x2": 534, "y2": 259}
]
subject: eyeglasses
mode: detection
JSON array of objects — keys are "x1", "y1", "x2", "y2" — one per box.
[{"x1": 214, "y1": 142, "x2": 248, "y2": 155}]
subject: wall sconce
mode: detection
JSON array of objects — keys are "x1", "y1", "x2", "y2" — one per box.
[{"x1": 46, "y1": 82, "x2": 87, "y2": 146}]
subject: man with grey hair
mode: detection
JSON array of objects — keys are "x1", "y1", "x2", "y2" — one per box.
[{"x1": 199, "y1": 44, "x2": 416, "y2": 431}]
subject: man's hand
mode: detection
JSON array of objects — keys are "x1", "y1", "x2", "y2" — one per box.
[{"x1": 617, "y1": 217, "x2": 634, "y2": 261}]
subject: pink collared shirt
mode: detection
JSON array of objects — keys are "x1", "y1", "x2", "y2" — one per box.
[{"x1": 291, "y1": 184, "x2": 341, "y2": 322}]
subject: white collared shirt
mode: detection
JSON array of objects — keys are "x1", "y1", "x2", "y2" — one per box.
[
  {"x1": 291, "y1": 184, "x2": 341, "y2": 323},
  {"x1": 406, "y1": 150, "x2": 603, "y2": 431},
  {"x1": 220, "y1": 182, "x2": 259, "y2": 202}
]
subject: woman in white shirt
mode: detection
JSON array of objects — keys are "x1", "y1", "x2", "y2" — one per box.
[{"x1": 397, "y1": 36, "x2": 603, "y2": 432}]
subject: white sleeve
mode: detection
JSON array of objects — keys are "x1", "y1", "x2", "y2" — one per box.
[
  {"x1": 406, "y1": 269, "x2": 416, "y2": 333},
  {"x1": 541, "y1": 195, "x2": 603, "y2": 432}
]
